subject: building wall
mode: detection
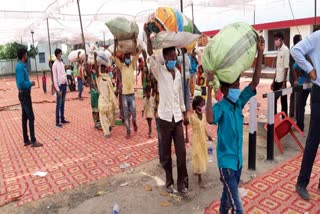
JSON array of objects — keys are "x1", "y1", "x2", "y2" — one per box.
[{"x1": 289, "y1": 25, "x2": 313, "y2": 48}]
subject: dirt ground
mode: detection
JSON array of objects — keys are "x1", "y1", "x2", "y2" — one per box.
[{"x1": 1, "y1": 114, "x2": 309, "y2": 214}]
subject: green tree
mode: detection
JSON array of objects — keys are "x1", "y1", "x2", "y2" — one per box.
[{"x1": 0, "y1": 42, "x2": 38, "y2": 60}]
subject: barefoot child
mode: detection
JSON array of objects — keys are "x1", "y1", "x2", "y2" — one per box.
[
  {"x1": 142, "y1": 86, "x2": 154, "y2": 138},
  {"x1": 189, "y1": 95, "x2": 212, "y2": 187},
  {"x1": 206, "y1": 36, "x2": 265, "y2": 214}
]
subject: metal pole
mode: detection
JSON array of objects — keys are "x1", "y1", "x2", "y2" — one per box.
[
  {"x1": 103, "y1": 32, "x2": 106, "y2": 47},
  {"x1": 248, "y1": 97, "x2": 257, "y2": 170},
  {"x1": 31, "y1": 31, "x2": 39, "y2": 87},
  {"x1": 77, "y1": 0, "x2": 87, "y2": 56},
  {"x1": 180, "y1": 0, "x2": 187, "y2": 108},
  {"x1": 47, "y1": 18, "x2": 53, "y2": 91},
  {"x1": 315, "y1": 0, "x2": 317, "y2": 26},
  {"x1": 267, "y1": 93, "x2": 275, "y2": 160},
  {"x1": 191, "y1": 2, "x2": 194, "y2": 33},
  {"x1": 253, "y1": 7, "x2": 256, "y2": 25}
]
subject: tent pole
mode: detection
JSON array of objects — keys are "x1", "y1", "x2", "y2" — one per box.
[
  {"x1": 315, "y1": 0, "x2": 317, "y2": 26},
  {"x1": 47, "y1": 18, "x2": 54, "y2": 94},
  {"x1": 77, "y1": 0, "x2": 87, "y2": 56},
  {"x1": 191, "y1": 2, "x2": 194, "y2": 33},
  {"x1": 253, "y1": 7, "x2": 256, "y2": 25},
  {"x1": 180, "y1": 0, "x2": 187, "y2": 109}
]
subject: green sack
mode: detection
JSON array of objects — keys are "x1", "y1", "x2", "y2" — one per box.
[
  {"x1": 106, "y1": 17, "x2": 139, "y2": 41},
  {"x1": 202, "y1": 22, "x2": 258, "y2": 84}
]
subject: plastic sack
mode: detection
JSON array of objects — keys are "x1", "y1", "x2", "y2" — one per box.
[
  {"x1": 68, "y1": 49, "x2": 85, "y2": 63},
  {"x1": 96, "y1": 50, "x2": 111, "y2": 66},
  {"x1": 146, "y1": 7, "x2": 178, "y2": 33},
  {"x1": 151, "y1": 31, "x2": 200, "y2": 50},
  {"x1": 106, "y1": 17, "x2": 139, "y2": 40},
  {"x1": 145, "y1": 7, "x2": 200, "y2": 34},
  {"x1": 202, "y1": 22, "x2": 258, "y2": 84}
]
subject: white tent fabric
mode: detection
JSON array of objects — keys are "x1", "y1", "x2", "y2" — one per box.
[{"x1": 0, "y1": 0, "x2": 318, "y2": 45}]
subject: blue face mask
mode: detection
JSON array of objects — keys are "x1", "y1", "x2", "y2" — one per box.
[
  {"x1": 166, "y1": 60, "x2": 176, "y2": 70},
  {"x1": 125, "y1": 58, "x2": 131, "y2": 65},
  {"x1": 228, "y1": 88, "x2": 241, "y2": 103}
]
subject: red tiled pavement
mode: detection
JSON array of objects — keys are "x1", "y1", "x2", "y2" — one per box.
[
  {"x1": 0, "y1": 75, "x2": 270, "y2": 206},
  {"x1": 205, "y1": 150, "x2": 320, "y2": 214}
]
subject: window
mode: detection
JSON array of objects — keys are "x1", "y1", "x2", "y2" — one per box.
[
  {"x1": 268, "y1": 28, "x2": 290, "y2": 51},
  {"x1": 39, "y1": 52, "x2": 45, "y2": 63}
]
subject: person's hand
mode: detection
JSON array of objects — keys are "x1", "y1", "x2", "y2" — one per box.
[
  {"x1": 257, "y1": 36, "x2": 265, "y2": 53},
  {"x1": 309, "y1": 69, "x2": 317, "y2": 81},
  {"x1": 183, "y1": 115, "x2": 189, "y2": 126},
  {"x1": 206, "y1": 72, "x2": 214, "y2": 88},
  {"x1": 270, "y1": 82, "x2": 274, "y2": 91},
  {"x1": 31, "y1": 81, "x2": 35, "y2": 86},
  {"x1": 208, "y1": 135, "x2": 213, "y2": 141},
  {"x1": 282, "y1": 81, "x2": 287, "y2": 89},
  {"x1": 57, "y1": 91, "x2": 62, "y2": 97}
]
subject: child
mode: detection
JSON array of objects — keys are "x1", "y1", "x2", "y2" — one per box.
[
  {"x1": 142, "y1": 86, "x2": 154, "y2": 138},
  {"x1": 189, "y1": 96, "x2": 212, "y2": 187},
  {"x1": 97, "y1": 64, "x2": 116, "y2": 139},
  {"x1": 206, "y1": 36, "x2": 264, "y2": 214},
  {"x1": 42, "y1": 71, "x2": 47, "y2": 93}
]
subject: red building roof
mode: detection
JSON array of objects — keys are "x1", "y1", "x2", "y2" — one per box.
[{"x1": 202, "y1": 16, "x2": 320, "y2": 37}]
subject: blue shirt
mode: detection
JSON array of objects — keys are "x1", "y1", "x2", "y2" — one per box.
[
  {"x1": 293, "y1": 63, "x2": 311, "y2": 85},
  {"x1": 291, "y1": 30, "x2": 320, "y2": 87},
  {"x1": 189, "y1": 56, "x2": 198, "y2": 75},
  {"x1": 15, "y1": 61, "x2": 32, "y2": 90},
  {"x1": 212, "y1": 86, "x2": 256, "y2": 170}
]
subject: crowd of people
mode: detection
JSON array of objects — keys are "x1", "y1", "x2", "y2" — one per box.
[{"x1": 14, "y1": 28, "x2": 320, "y2": 213}]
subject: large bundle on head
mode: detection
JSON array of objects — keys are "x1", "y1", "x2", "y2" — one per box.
[
  {"x1": 68, "y1": 49, "x2": 85, "y2": 63},
  {"x1": 145, "y1": 7, "x2": 200, "y2": 34},
  {"x1": 150, "y1": 31, "x2": 200, "y2": 50},
  {"x1": 145, "y1": 7, "x2": 200, "y2": 50},
  {"x1": 96, "y1": 49, "x2": 111, "y2": 67},
  {"x1": 106, "y1": 17, "x2": 139, "y2": 54},
  {"x1": 106, "y1": 17, "x2": 139, "y2": 41},
  {"x1": 202, "y1": 22, "x2": 258, "y2": 84}
]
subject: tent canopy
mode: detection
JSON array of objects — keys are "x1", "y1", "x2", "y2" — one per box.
[{"x1": 0, "y1": 0, "x2": 318, "y2": 45}]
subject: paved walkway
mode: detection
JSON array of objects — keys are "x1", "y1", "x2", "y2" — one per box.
[{"x1": 205, "y1": 150, "x2": 320, "y2": 214}]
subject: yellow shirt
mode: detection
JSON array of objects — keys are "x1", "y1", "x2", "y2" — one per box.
[{"x1": 115, "y1": 55, "x2": 139, "y2": 95}]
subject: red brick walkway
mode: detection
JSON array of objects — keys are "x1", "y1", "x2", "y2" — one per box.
[
  {"x1": 0, "y1": 76, "x2": 270, "y2": 206},
  {"x1": 205, "y1": 151, "x2": 320, "y2": 214}
]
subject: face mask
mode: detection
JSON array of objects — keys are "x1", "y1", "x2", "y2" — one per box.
[
  {"x1": 166, "y1": 60, "x2": 176, "y2": 70},
  {"x1": 228, "y1": 88, "x2": 241, "y2": 103},
  {"x1": 125, "y1": 58, "x2": 131, "y2": 65},
  {"x1": 197, "y1": 105, "x2": 206, "y2": 113}
]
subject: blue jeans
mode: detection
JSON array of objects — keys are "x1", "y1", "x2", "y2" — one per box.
[
  {"x1": 56, "y1": 84, "x2": 67, "y2": 125},
  {"x1": 122, "y1": 94, "x2": 136, "y2": 135},
  {"x1": 155, "y1": 117, "x2": 162, "y2": 162},
  {"x1": 78, "y1": 78, "x2": 83, "y2": 98},
  {"x1": 219, "y1": 168, "x2": 244, "y2": 214}
]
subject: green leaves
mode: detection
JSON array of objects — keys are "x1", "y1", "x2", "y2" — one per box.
[{"x1": 0, "y1": 42, "x2": 38, "y2": 59}]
